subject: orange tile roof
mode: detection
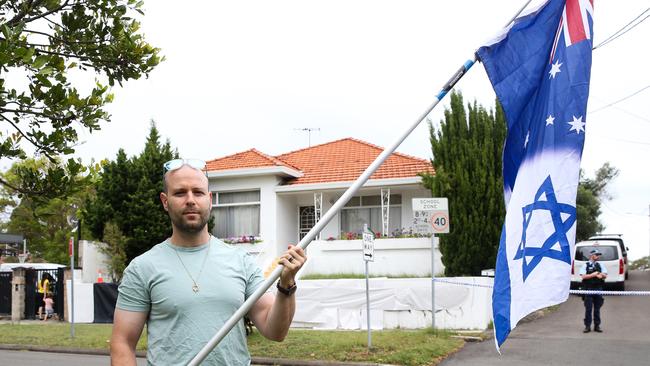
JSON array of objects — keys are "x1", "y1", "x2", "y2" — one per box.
[
  {"x1": 205, "y1": 138, "x2": 433, "y2": 185},
  {"x1": 277, "y1": 138, "x2": 433, "y2": 185},
  {"x1": 205, "y1": 148, "x2": 299, "y2": 171}
]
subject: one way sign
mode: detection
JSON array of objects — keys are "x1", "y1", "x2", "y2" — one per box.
[{"x1": 362, "y1": 229, "x2": 374, "y2": 262}]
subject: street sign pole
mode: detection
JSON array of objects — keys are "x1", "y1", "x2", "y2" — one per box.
[
  {"x1": 431, "y1": 235, "x2": 436, "y2": 331},
  {"x1": 69, "y1": 236, "x2": 75, "y2": 338},
  {"x1": 413, "y1": 198, "x2": 449, "y2": 332},
  {"x1": 362, "y1": 224, "x2": 374, "y2": 350},
  {"x1": 365, "y1": 259, "x2": 371, "y2": 349}
]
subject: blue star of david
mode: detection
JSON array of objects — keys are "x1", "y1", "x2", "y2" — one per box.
[{"x1": 513, "y1": 175, "x2": 576, "y2": 281}]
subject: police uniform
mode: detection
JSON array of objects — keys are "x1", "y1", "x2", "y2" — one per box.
[{"x1": 579, "y1": 251, "x2": 607, "y2": 333}]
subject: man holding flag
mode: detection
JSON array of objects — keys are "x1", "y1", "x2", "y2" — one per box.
[{"x1": 477, "y1": 0, "x2": 594, "y2": 350}]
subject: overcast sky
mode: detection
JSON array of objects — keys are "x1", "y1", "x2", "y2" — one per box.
[{"x1": 59, "y1": 0, "x2": 650, "y2": 259}]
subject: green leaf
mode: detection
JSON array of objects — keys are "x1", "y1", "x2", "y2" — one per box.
[
  {"x1": 35, "y1": 74, "x2": 53, "y2": 87},
  {"x1": 32, "y1": 55, "x2": 49, "y2": 69},
  {"x1": 22, "y1": 48, "x2": 36, "y2": 63},
  {"x1": 38, "y1": 66, "x2": 54, "y2": 76},
  {"x1": 1, "y1": 25, "x2": 10, "y2": 38}
]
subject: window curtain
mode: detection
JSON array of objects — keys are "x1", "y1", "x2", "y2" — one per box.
[
  {"x1": 213, "y1": 205, "x2": 260, "y2": 238},
  {"x1": 340, "y1": 206, "x2": 401, "y2": 235},
  {"x1": 218, "y1": 191, "x2": 260, "y2": 204}
]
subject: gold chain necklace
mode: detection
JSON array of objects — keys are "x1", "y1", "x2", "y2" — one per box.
[{"x1": 172, "y1": 237, "x2": 211, "y2": 293}]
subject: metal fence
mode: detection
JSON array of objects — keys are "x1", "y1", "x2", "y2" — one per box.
[
  {"x1": 24, "y1": 268, "x2": 65, "y2": 320},
  {"x1": 0, "y1": 272, "x2": 12, "y2": 314}
]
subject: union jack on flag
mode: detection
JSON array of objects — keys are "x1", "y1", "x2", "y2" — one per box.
[{"x1": 551, "y1": 0, "x2": 594, "y2": 61}]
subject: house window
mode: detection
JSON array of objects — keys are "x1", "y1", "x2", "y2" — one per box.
[
  {"x1": 299, "y1": 206, "x2": 316, "y2": 240},
  {"x1": 212, "y1": 190, "x2": 260, "y2": 239},
  {"x1": 340, "y1": 194, "x2": 401, "y2": 236}
]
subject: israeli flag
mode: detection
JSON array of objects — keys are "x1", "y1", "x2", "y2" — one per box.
[{"x1": 477, "y1": 0, "x2": 594, "y2": 350}]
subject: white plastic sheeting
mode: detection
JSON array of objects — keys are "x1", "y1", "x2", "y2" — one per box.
[
  {"x1": 292, "y1": 277, "x2": 493, "y2": 330},
  {"x1": 299, "y1": 238, "x2": 444, "y2": 278},
  {"x1": 80, "y1": 240, "x2": 112, "y2": 283},
  {"x1": 66, "y1": 280, "x2": 94, "y2": 323}
]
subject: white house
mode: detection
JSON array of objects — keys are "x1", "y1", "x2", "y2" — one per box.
[{"x1": 205, "y1": 137, "x2": 440, "y2": 277}]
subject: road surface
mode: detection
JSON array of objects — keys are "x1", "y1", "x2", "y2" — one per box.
[
  {"x1": 441, "y1": 270, "x2": 650, "y2": 366},
  {"x1": 0, "y1": 349, "x2": 147, "y2": 365}
]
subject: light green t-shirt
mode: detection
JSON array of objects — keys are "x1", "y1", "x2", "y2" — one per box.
[{"x1": 116, "y1": 237, "x2": 265, "y2": 366}]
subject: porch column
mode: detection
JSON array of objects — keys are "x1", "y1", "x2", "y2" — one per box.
[
  {"x1": 381, "y1": 188, "x2": 390, "y2": 236},
  {"x1": 11, "y1": 267, "x2": 25, "y2": 323},
  {"x1": 313, "y1": 192, "x2": 322, "y2": 240}
]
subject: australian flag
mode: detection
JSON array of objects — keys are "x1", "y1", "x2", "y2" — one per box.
[{"x1": 477, "y1": 0, "x2": 594, "y2": 350}]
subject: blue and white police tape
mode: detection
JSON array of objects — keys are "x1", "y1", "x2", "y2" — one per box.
[
  {"x1": 431, "y1": 278, "x2": 650, "y2": 296},
  {"x1": 432, "y1": 278, "x2": 494, "y2": 289},
  {"x1": 568, "y1": 289, "x2": 650, "y2": 296}
]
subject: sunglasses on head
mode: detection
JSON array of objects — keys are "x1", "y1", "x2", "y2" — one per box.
[{"x1": 163, "y1": 159, "x2": 206, "y2": 175}]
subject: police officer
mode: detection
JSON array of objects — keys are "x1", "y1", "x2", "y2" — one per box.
[{"x1": 579, "y1": 249, "x2": 608, "y2": 333}]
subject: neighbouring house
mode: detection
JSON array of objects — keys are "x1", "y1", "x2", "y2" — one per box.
[
  {"x1": 206, "y1": 137, "x2": 442, "y2": 276},
  {"x1": 0, "y1": 233, "x2": 24, "y2": 258}
]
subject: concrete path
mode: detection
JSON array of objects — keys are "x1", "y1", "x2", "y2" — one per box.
[{"x1": 440, "y1": 270, "x2": 650, "y2": 366}]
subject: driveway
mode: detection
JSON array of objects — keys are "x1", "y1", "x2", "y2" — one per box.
[{"x1": 440, "y1": 270, "x2": 650, "y2": 366}]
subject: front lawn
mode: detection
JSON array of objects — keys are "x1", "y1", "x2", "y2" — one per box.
[{"x1": 0, "y1": 323, "x2": 464, "y2": 365}]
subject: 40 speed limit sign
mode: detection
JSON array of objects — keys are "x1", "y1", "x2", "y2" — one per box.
[
  {"x1": 429, "y1": 211, "x2": 449, "y2": 233},
  {"x1": 412, "y1": 198, "x2": 450, "y2": 234}
]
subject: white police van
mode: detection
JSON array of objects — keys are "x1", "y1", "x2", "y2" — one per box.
[{"x1": 571, "y1": 240, "x2": 626, "y2": 291}]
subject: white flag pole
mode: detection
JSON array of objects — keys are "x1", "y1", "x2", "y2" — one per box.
[{"x1": 188, "y1": 1, "x2": 532, "y2": 364}]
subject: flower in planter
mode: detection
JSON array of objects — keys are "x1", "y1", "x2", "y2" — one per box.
[{"x1": 223, "y1": 236, "x2": 263, "y2": 244}]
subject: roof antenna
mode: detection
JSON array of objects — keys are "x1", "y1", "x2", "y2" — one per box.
[{"x1": 294, "y1": 127, "x2": 320, "y2": 147}]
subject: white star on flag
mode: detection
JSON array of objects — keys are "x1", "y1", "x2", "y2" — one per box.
[
  {"x1": 546, "y1": 115, "x2": 555, "y2": 126},
  {"x1": 567, "y1": 115, "x2": 586, "y2": 134},
  {"x1": 549, "y1": 60, "x2": 562, "y2": 78}
]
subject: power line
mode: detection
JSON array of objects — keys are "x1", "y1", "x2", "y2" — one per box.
[
  {"x1": 589, "y1": 84, "x2": 650, "y2": 114},
  {"x1": 601, "y1": 201, "x2": 650, "y2": 217},
  {"x1": 593, "y1": 8, "x2": 650, "y2": 50},
  {"x1": 604, "y1": 104, "x2": 650, "y2": 124},
  {"x1": 589, "y1": 133, "x2": 650, "y2": 146}
]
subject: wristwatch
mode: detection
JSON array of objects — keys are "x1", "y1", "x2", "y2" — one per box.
[{"x1": 276, "y1": 280, "x2": 297, "y2": 296}]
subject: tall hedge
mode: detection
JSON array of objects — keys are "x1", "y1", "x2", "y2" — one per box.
[{"x1": 421, "y1": 92, "x2": 506, "y2": 276}]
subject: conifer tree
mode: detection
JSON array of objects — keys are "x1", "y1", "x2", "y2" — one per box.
[
  {"x1": 84, "y1": 121, "x2": 177, "y2": 263},
  {"x1": 421, "y1": 91, "x2": 506, "y2": 276}
]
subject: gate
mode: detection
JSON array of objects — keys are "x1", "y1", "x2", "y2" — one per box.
[
  {"x1": 24, "y1": 269, "x2": 36, "y2": 319},
  {"x1": 56, "y1": 268, "x2": 64, "y2": 320},
  {"x1": 0, "y1": 272, "x2": 12, "y2": 314},
  {"x1": 24, "y1": 268, "x2": 64, "y2": 320}
]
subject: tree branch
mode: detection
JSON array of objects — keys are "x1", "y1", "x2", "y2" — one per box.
[
  {"x1": 24, "y1": 28, "x2": 111, "y2": 45},
  {"x1": 1, "y1": 107, "x2": 50, "y2": 118},
  {"x1": 0, "y1": 113, "x2": 54, "y2": 154},
  {"x1": 0, "y1": 175, "x2": 33, "y2": 195},
  {"x1": 32, "y1": 47, "x2": 104, "y2": 64},
  {"x1": 2, "y1": 101, "x2": 45, "y2": 110},
  {"x1": 22, "y1": 0, "x2": 70, "y2": 24},
  {"x1": 5, "y1": 0, "x2": 42, "y2": 26},
  {"x1": 41, "y1": 15, "x2": 63, "y2": 29}
]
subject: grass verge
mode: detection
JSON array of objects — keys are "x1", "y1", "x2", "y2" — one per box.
[
  {"x1": 0, "y1": 323, "x2": 147, "y2": 350},
  {"x1": 0, "y1": 324, "x2": 464, "y2": 365},
  {"x1": 248, "y1": 329, "x2": 463, "y2": 365}
]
